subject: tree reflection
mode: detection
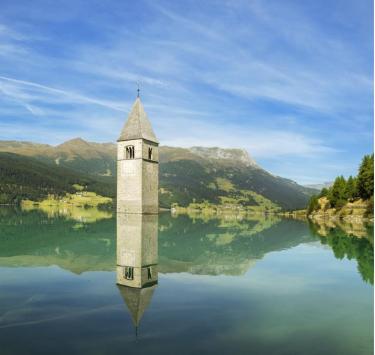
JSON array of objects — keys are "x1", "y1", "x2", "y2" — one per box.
[{"x1": 310, "y1": 222, "x2": 373, "y2": 284}]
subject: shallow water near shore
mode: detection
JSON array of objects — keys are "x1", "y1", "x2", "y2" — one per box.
[{"x1": 0, "y1": 208, "x2": 373, "y2": 355}]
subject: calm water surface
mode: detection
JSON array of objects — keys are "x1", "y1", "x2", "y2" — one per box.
[{"x1": 0, "y1": 208, "x2": 373, "y2": 355}]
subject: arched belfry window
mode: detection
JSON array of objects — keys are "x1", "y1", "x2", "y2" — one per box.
[
  {"x1": 148, "y1": 147, "x2": 153, "y2": 160},
  {"x1": 126, "y1": 145, "x2": 135, "y2": 159}
]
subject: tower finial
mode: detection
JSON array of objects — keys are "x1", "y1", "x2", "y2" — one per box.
[{"x1": 137, "y1": 81, "x2": 140, "y2": 98}]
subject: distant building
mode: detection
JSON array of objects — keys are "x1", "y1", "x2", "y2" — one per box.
[{"x1": 117, "y1": 96, "x2": 159, "y2": 214}]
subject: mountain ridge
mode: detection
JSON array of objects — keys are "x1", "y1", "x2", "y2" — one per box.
[
  {"x1": 0, "y1": 139, "x2": 258, "y2": 169},
  {"x1": 0, "y1": 138, "x2": 316, "y2": 210}
]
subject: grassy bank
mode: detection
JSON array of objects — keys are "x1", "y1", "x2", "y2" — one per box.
[{"x1": 21, "y1": 191, "x2": 113, "y2": 223}]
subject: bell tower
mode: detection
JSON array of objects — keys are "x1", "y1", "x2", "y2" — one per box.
[{"x1": 117, "y1": 96, "x2": 159, "y2": 214}]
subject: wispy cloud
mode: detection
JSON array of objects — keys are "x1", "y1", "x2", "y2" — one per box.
[
  {"x1": 0, "y1": 23, "x2": 27, "y2": 41},
  {"x1": 0, "y1": 0, "x2": 372, "y2": 183},
  {"x1": 0, "y1": 75, "x2": 128, "y2": 112},
  {"x1": 158, "y1": 117, "x2": 336, "y2": 158}
]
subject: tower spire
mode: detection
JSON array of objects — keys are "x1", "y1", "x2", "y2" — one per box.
[
  {"x1": 137, "y1": 81, "x2": 140, "y2": 98},
  {"x1": 117, "y1": 96, "x2": 158, "y2": 143}
]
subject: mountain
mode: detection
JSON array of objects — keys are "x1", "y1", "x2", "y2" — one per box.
[
  {"x1": 159, "y1": 147, "x2": 315, "y2": 210},
  {"x1": 304, "y1": 182, "x2": 333, "y2": 190},
  {"x1": 188, "y1": 147, "x2": 258, "y2": 167},
  {"x1": 0, "y1": 139, "x2": 316, "y2": 210},
  {"x1": 0, "y1": 152, "x2": 115, "y2": 204},
  {"x1": 0, "y1": 138, "x2": 116, "y2": 177}
]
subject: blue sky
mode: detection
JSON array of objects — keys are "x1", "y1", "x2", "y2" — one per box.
[{"x1": 0, "y1": 0, "x2": 373, "y2": 184}]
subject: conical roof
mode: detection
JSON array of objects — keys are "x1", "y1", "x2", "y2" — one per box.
[
  {"x1": 117, "y1": 284, "x2": 157, "y2": 327},
  {"x1": 118, "y1": 97, "x2": 158, "y2": 143}
]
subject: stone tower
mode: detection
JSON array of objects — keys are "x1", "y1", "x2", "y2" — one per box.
[
  {"x1": 117, "y1": 96, "x2": 159, "y2": 214},
  {"x1": 116, "y1": 213, "x2": 158, "y2": 329},
  {"x1": 116, "y1": 214, "x2": 158, "y2": 289}
]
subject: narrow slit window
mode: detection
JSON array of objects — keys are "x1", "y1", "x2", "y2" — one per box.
[
  {"x1": 126, "y1": 146, "x2": 135, "y2": 159},
  {"x1": 148, "y1": 147, "x2": 153, "y2": 160},
  {"x1": 124, "y1": 266, "x2": 134, "y2": 280},
  {"x1": 147, "y1": 267, "x2": 152, "y2": 280}
]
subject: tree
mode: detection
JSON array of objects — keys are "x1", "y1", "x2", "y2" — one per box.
[
  {"x1": 307, "y1": 154, "x2": 374, "y2": 213},
  {"x1": 357, "y1": 154, "x2": 374, "y2": 199},
  {"x1": 319, "y1": 187, "x2": 329, "y2": 197},
  {"x1": 328, "y1": 176, "x2": 347, "y2": 208},
  {"x1": 345, "y1": 176, "x2": 357, "y2": 200},
  {"x1": 307, "y1": 195, "x2": 319, "y2": 214}
]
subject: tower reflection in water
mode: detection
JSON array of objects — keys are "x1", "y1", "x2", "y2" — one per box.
[{"x1": 116, "y1": 213, "x2": 158, "y2": 334}]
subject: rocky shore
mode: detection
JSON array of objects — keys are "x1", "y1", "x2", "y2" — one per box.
[{"x1": 308, "y1": 197, "x2": 373, "y2": 223}]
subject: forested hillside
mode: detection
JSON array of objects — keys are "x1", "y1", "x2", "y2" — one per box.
[
  {"x1": 159, "y1": 156, "x2": 314, "y2": 210},
  {"x1": 0, "y1": 152, "x2": 115, "y2": 204},
  {"x1": 0, "y1": 139, "x2": 316, "y2": 210}
]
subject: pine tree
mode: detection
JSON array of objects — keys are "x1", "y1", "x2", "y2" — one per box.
[
  {"x1": 345, "y1": 176, "x2": 357, "y2": 200},
  {"x1": 357, "y1": 154, "x2": 374, "y2": 199},
  {"x1": 328, "y1": 176, "x2": 347, "y2": 208},
  {"x1": 306, "y1": 154, "x2": 374, "y2": 213}
]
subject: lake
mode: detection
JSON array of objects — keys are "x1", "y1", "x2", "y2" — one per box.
[{"x1": 0, "y1": 208, "x2": 373, "y2": 355}]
